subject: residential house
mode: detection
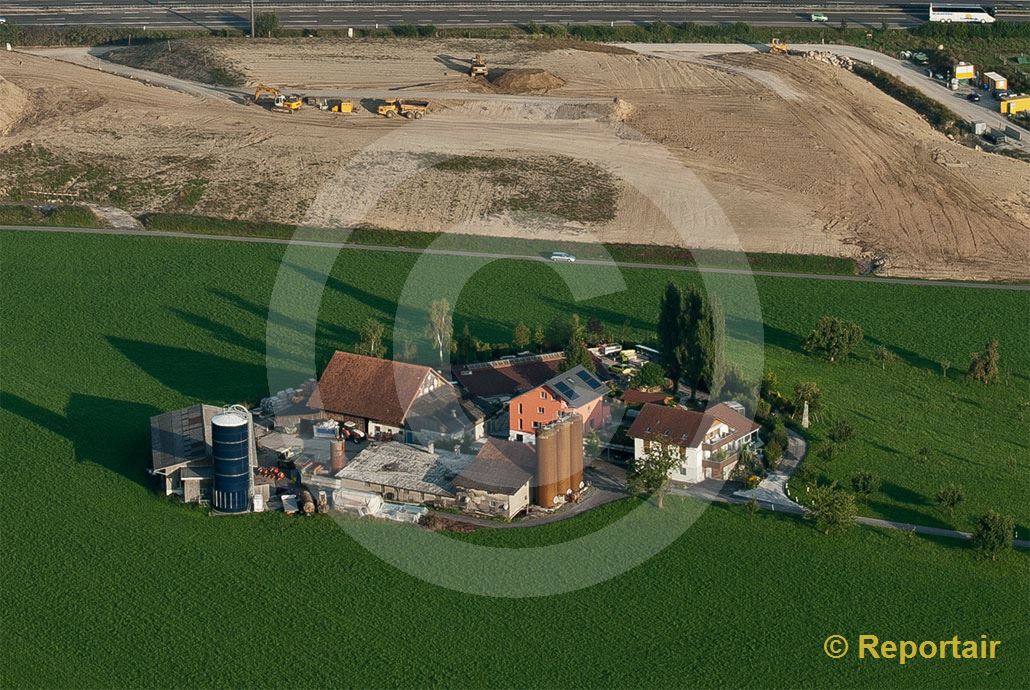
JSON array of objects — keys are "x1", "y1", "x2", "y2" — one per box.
[
  {"x1": 627, "y1": 402, "x2": 760, "y2": 482},
  {"x1": 508, "y1": 365, "x2": 609, "y2": 444}
]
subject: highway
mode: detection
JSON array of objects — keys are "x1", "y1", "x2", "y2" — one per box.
[
  {"x1": 3, "y1": 1, "x2": 1030, "y2": 31},
  {"x1": 3, "y1": 225, "x2": 1027, "y2": 290}
]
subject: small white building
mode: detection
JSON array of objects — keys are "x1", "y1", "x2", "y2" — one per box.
[{"x1": 627, "y1": 402, "x2": 760, "y2": 482}]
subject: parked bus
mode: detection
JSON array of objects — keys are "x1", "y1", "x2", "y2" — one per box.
[{"x1": 928, "y1": 4, "x2": 996, "y2": 23}]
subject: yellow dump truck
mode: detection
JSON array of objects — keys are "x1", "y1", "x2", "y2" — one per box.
[{"x1": 377, "y1": 98, "x2": 429, "y2": 119}]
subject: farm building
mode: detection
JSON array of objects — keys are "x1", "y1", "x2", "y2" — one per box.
[
  {"x1": 309, "y1": 352, "x2": 483, "y2": 444},
  {"x1": 453, "y1": 438, "x2": 537, "y2": 518},
  {"x1": 452, "y1": 352, "x2": 566, "y2": 402},
  {"x1": 334, "y1": 441, "x2": 472, "y2": 506},
  {"x1": 627, "y1": 402, "x2": 760, "y2": 482},
  {"x1": 508, "y1": 365, "x2": 609, "y2": 444}
]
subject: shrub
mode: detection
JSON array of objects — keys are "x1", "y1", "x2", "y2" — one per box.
[{"x1": 850, "y1": 471, "x2": 881, "y2": 497}]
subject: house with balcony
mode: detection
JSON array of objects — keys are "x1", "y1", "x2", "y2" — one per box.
[{"x1": 626, "y1": 402, "x2": 760, "y2": 482}]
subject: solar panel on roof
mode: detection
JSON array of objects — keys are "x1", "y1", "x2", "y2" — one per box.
[
  {"x1": 554, "y1": 382, "x2": 579, "y2": 400},
  {"x1": 575, "y1": 369, "x2": 603, "y2": 390}
]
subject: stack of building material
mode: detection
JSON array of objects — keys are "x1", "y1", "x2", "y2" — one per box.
[{"x1": 803, "y1": 51, "x2": 854, "y2": 70}]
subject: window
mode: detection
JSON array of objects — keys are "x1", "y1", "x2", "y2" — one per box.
[
  {"x1": 540, "y1": 391, "x2": 547, "y2": 399},
  {"x1": 537, "y1": 406, "x2": 545, "y2": 414},
  {"x1": 533, "y1": 421, "x2": 540, "y2": 428},
  {"x1": 518, "y1": 403, "x2": 523, "y2": 414},
  {"x1": 519, "y1": 419, "x2": 524, "y2": 430}
]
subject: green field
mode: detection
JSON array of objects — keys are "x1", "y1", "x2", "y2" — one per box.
[{"x1": 2, "y1": 230, "x2": 1028, "y2": 687}]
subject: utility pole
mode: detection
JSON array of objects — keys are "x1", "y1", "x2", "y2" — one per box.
[{"x1": 250, "y1": 0, "x2": 255, "y2": 38}]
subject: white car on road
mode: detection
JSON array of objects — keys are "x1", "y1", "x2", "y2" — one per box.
[{"x1": 549, "y1": 251, "x2": 576, "y2": 263}]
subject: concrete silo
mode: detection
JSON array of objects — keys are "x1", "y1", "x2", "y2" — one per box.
[
  {"x1": 556, "y1": 417, "x2": 572, "y2": 497},
  {"x1": 211, "y1": 405, "x2": 253, "y2": 513},
  {"x1": 568, "y1": 413, "x2": 585, "y2": 491},
  {"x1": 535, "y1": 423, "x2": 559, "y2": 508}
]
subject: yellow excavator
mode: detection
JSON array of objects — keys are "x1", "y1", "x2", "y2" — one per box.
[
  {"x1": 769, "y1": 38, "x2": 790, "y2": 56},
  {"x1": 253, "y1": 84, "x2": 303, "y2": 113}
]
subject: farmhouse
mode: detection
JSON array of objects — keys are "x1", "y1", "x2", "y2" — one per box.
[
  {"x1": 148, "y1": 403, "x2": 221, "y2": 502},
  {"x1": 627, "y1": 402, "x2": 760, "y2": 482},
  {"x1": 309, "y1": 351, "x2": 483, "y2": 443},
  {"x1": 508, "y1": 365, "x2": 609, "y2": 443}
]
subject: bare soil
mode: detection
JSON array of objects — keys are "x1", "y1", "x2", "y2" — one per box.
[{"x1": 2, "y1": 39, "x2": 1027, "y2": 281}]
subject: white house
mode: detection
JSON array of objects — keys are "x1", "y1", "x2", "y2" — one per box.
[{"x1": 626, "y1": 402, "x2": 761, "y2": 482}]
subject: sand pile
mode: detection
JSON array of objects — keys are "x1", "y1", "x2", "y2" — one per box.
[
  {"x1": 491, "y1": 68, "x2": 565, "y2": 93},
  {"x1": 0, "y1": 76, "x2": 29, "y2": 135},
  {"x1": 610, "y1": 97, "x2": 634, "y2": 122}
]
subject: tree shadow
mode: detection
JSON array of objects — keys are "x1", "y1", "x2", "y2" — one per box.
[
  {"x1": 2, "y1": 391, "x2": 161, "y2": 487},
  {"x1": 866, "y1": 334, "x2": 940, "y2": 376},
  {"x1": 107, "y1": 336, "x2": 276, "y2": 405},
  {"x1": 865, "y1": 500, "x2": 953, "y2": 530},
  {"x1": 881, "y1": 480, "x2": 928, "y2": 506}
]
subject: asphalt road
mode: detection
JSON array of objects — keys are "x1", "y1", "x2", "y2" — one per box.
[
  {"x1": 4, "y1": 225, "x2": 1028, "y2": 290},
  {"x1": 4, "y1": 1, "x2": 1030, "y2": 30}
]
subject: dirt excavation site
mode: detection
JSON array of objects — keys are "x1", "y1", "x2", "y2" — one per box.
[{"x1": 1, "y1": 38, "x2": 1028, "y2": 281}]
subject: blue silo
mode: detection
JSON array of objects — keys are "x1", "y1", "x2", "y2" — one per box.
[{"x1": 211, "y1": 407, "x2": 252, "y2": 513}]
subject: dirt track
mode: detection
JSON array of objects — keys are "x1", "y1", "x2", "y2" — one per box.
[{"x1": 1, "y1": 39, "x2": 1028, "y2": 281}]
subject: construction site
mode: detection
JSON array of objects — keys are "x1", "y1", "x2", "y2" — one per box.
[{"x1": 1, "y1": 36, "x2": 1028, "y2": 281}]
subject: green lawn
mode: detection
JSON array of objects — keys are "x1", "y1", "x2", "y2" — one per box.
[{"x1": 1, "y1": 231, "x2": 1027, "y2": 688}]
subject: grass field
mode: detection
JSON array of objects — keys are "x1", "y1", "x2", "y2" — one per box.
[{"x1": 2, "y1": 230, "x2": 1027, "y2": 687}]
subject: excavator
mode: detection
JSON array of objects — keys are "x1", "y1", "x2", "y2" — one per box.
[
  {"x1": 253, "y1": 84, "x2": 303, "y2": 113},
  {"x1": 769, "y1": 38, "x2": 790, "y2": 56},
  {"x1": 469, "y1": 54, "x2": 488, "y2": 77}
]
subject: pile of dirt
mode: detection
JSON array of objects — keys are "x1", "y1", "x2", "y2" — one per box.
[
  {"x1": 105, "y1": 41, "x2": 245, "y2": 87},
  {"x1": 491, "y1": 68, "x2": 565, "y2": 93},
  {"x1": 0, "y1": 77, "x2": 29, "y2": 135},
  {"x1": 610, "y1": 97, "x2": 634, "y2": 122}
]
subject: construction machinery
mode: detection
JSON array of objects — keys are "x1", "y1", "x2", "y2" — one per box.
[
  {"x1": 469, "y1": 54, "x2": 488, "y2": 77},
  {"x1": 377, "y1": 98, "x2": 429, "y2": 119},
  {"x1": 769, "y1": 38, "x2": 790, "y2": 56},
  {"x1": 253, "y1": 83, "x2": 303, "y2": 113},
  {"x1": 303, "y1": 96, "x2": 354, "y2": 113}
]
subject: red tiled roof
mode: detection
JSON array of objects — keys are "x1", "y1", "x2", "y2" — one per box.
[
  {"x1": 621, "y1": 389, "x2": 671, "y2": 406},
  {"x1": 627, "y1": 402, "x2": 759, "y2": 449},
  {"x1": 309, "y1": 352, "x2": 440, "y2": 428},
  {"x1": 452, "y1": 353, "x2": 565, "y2": 399}
]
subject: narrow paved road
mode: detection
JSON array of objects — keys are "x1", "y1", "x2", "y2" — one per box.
[{"x1": 6, "y1": 224, "x2": 1029, "y2": 290}]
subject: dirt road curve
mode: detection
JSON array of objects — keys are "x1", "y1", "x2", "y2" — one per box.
[
  {"x1": 623, "y1": 42, "x2": 1030, "y2": 153},
  {"x1": 4, "y1": 225, "x2": 1027, "y2": 291}
]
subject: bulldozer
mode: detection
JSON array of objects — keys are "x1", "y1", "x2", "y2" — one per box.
[
  {"x1": 253, "y1": 83, "x2": 303, "y2": 113},
  {"x1": 469, "y1": 54, "x2": 488, "y2": 77},
  {"x1": 377, "y1": 98, "x2": 429, "y2": 119},
  {"x1": 769, "y1": 38, "x2": 790, "y2": 56}
]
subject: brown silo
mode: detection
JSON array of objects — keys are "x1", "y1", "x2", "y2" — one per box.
[
  {"x1": 556, "y1": 417, "x2": 572, "y2": 497},
  {"x1": 330, "y1": 439, "x2": 346, "y2": 473},
  {"x1": 535, "y1": 424, "x2": 560, "y2": 508},
  {"x1": 568, "y1": 413, "x2": 585, "y2": 491}
]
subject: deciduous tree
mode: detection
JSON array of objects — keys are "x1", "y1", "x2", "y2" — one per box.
[
  {"x1": 801, "y1": 315, "x2": 864, "y2": 362},
  {"x1": 427, "y1": 299, "x2": 452, "y2": 365},
  {"x1": 807, "y1": 484, "x2": 857, "y2": 535},
  {"x1": 357, "y1": 319, "x2": 385, "y2": 359},
  {"x1": 512, "y1": 322, "x2": 531, "y2": 351},
  {"x1": 628, "y1": 441, "x2": 679, "y2": 509},
  {"x1": 935, "y1": 483, "x2": 965, "y2": 517},
  {"x1": 968, "y1": 339, "x2": 1000, "y2": 385},
  {"x1": 850, "y1": 471, "x2": 881, "y2": 498},
  {"x1": 632, "y1": 362, "x2": 666, "y2": 389},
  {"x1": 972, "y1": 510, "x2": 1015, "y2": 560}
]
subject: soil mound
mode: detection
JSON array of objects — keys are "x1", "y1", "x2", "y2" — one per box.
[
  {"x1": 0, "y1": 76, "x2": 29, "y2": 135},
  {"x1": 491, "y1": 68, "x2": 565, "y2": 93}
]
